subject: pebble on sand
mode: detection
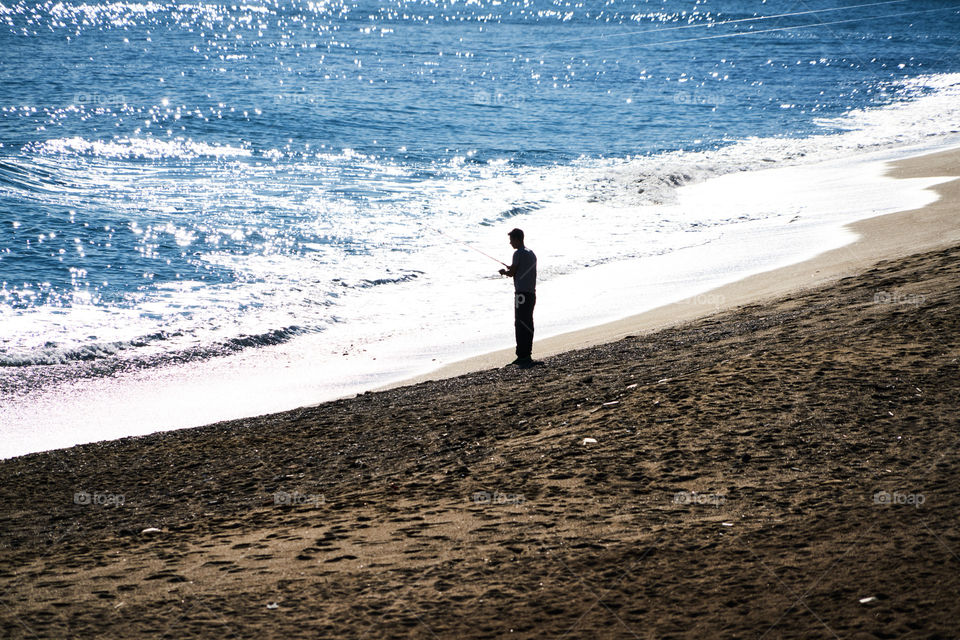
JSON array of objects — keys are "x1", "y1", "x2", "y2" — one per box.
[
  {"x1": 140, "y1": 527, "x2": 162, "y2": 534},
  {"x1": 582, "y1": 438, "x2": 598, "y2": 445}
]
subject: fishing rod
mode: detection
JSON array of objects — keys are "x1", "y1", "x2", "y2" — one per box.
[{"x1": 425, "y1": 225, "x2": 510, "y2": 268}]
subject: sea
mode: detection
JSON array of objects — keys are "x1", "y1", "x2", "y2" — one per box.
[{"x1": 2, "y1": 0, "x2": 960, "y2": 458}]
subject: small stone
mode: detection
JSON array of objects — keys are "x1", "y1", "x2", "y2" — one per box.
[{"x1": 582, "y1": 438, "x2": 598, "y2": 445}]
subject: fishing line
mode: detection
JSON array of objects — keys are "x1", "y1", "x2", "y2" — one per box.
[
  {"x1": 571, "y1": 6, "x2": 960, "y2": 56},
  {"x1": 425, "y1": 224, "x2": 509, "y2": 267},
  {"x1": 514, "y1": 0, "x2": 914, "y2": 50}
]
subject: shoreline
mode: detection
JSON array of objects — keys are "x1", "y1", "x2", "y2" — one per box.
[
  {"x1": 394, "y1": 144, "x2": 960, "y2": 387},
  {"x1": 0, "y1": 146, "x2": 960, "y2": 459}
]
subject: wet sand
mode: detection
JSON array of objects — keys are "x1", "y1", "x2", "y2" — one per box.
[{"x1": 1, "y1": 148, "x2": 959, "y2": 638}]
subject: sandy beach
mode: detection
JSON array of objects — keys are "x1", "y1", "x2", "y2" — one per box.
[{"x1": 1, "y1": 147, "x2": 959, "y2": 638}]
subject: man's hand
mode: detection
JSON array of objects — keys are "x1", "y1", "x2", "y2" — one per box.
[{"x1": 498, "y1": 268, "x2": 507, "y2": 276}]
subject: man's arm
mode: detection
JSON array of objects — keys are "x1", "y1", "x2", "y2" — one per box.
[{"x1": 499, "y1": 251, "x2": 518, "y2": 277}]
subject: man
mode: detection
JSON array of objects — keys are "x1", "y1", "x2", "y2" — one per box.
[{"x1": 498, "y1": 228, "x2": 537, "y2": 367}]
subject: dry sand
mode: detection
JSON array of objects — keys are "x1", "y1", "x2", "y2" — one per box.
[{"x1": 0, "y1": 147, "x2": 958, "y2": 638}]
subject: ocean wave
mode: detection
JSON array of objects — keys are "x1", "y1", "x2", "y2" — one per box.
[
  {"x1": 0, "y1": 328, "x2": 182, "y2": 367},
  {"x1": 0, "y1": 325, "x2": 310, "y2": 367},
  {"x1": 566, "y1": 73, "x2": 960, "y2": 208},
  {"x1": 408, "y1": 73, "x2": 960, "y2": 229},
  {"x1": 497, "y1": 202, "x2": 544, "y2": 220},
  {"x1": 224, "y1": 325, "x2": 308, "y2": 349},
  {"x1": 338, "y1": 270, "x2": 424, "y2": 289},
  {"x1": 0, "y1": 157, "x2": 87, "y2": 196},
  {"x1": 26, "y1": 136, "x2": 252, "y2": 160}
]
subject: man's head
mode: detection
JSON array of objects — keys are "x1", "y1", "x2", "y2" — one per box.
[{"x1": 508, "y1": 228, "x2": 524, "y2": 249}]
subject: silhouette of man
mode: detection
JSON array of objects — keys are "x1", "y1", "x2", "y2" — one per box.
[{"x1": 498, "y1": 228, "x2": 536, "y2": 366}]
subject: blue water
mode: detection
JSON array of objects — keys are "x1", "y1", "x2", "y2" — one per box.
[{"x1": 1, "y1": 0, "x2": 960, "y2": 376}]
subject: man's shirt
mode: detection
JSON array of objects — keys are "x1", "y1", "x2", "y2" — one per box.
[{"x1": 511, "y1": 247, "x2": 537, "y2": 293}]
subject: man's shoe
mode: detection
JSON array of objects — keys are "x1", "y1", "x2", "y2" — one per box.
[{"x1": 513, "y1": 356, "x2": 534, "y2": 368}]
